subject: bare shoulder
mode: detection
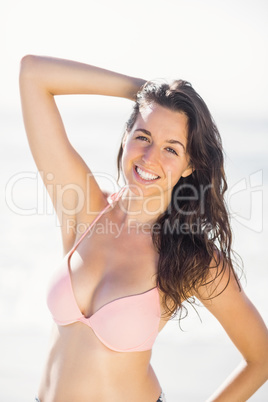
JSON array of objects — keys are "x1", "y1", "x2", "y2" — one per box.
[
  {"x1": 194, "y1": 252, "x2": 241, "y2": 308},
  {"x1": 62, "y1": 188, "x2": 110, "y2": 254}
]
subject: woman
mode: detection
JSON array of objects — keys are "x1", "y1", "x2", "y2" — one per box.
[{"x1": 19, "y1": 55, "x2": 268, "y2": 402}]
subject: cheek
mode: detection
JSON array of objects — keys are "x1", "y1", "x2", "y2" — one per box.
[
  {"x1": 121, "y1": 143, "x2": 136, "y2": 176},
  {"x1": 163, "y1": 159, "x2": 186, "y2": 184},
  {"x1": 122, "y1": 140, "x2": 142, "y2": 162}
]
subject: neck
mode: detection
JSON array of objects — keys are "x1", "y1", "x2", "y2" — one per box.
[{"x1": 116, "y1": 186, "x2": 172, "y2": 226}]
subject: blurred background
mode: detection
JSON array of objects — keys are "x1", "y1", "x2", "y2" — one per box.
[{"x1": 0, "y1": 0, "x2": 267, "y2": 400}]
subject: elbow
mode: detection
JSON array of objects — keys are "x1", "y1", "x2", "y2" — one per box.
[
  {"x1": 19, "y1": 55, "x2": 39, "y2": 82},
  {"x1": 246, "y1": 348, "x2": 268, "y2": 380},
  {"x1": 259, "y1": 350, "x2": 268, "y2": 379}
]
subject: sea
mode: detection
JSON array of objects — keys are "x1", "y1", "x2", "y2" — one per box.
[{"x1": 1, "y1": 100, "x2": 267, "y2": 401}]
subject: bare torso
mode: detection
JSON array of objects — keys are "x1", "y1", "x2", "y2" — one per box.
[{"x1": 38, "y1": 205, "x2": 168, "y2": 402}]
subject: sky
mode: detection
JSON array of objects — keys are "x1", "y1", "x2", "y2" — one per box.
[{"x1": 1, "y1": 0, "x2": 268, "y2": 118}]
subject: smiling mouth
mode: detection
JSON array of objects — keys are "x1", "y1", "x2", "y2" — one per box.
[{"x1": 135, "y1": 165, "x2": 160, "y2": 181}]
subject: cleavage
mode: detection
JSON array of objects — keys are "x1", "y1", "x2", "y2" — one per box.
[
  {"x1": 69, "y1": 257, "x2": 155, "y2": 319},
  {"x1": 68, "y1": 228, "x2": 157, "y2": 319}
]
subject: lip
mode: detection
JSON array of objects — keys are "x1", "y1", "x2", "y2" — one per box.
[
  {"x1": 135, "y1": 164, "x2": 160, "y2": 177},
  {"x1": 133, "y1": 164, "x2": 161, "y2": 184}
]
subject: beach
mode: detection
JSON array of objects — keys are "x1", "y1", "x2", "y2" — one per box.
[{"x1": 1, "y1": 104, "x2": 268, "y2": 401}]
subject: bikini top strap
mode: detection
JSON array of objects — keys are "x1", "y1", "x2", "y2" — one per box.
[{"x1": 68, "y1": 186, "x2": 126, "y2": 257}]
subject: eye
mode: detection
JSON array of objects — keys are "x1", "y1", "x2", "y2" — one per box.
[
  {"x1": 166, "y1": 147, "x2": 178, "y2": 156},
  {"x1": 136, "y1": 135, "x2": 150, "y2": 142}
]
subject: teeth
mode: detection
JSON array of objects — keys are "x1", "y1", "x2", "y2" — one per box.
[{"x1": 136, "y1": 166, "x2": 159, "y2": 181}]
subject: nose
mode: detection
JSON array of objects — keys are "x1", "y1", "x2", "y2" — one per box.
[{"x1": 142, "y1": 144, "x2": 160, "y2": 166}]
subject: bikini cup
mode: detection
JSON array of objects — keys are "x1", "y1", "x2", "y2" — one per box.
[{"x1": 47, "y1": 188, "x2": 161, "y2": 352}]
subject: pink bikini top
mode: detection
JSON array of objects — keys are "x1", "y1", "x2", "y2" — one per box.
[{"x1": 47, "y1": 188, "x2": 161, "y2": 353}]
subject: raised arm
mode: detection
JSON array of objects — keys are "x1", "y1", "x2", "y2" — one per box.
[
  {"x1": 19, "y1": 55, "x2": 146, "y2": 253},
  {"x1": 195, "y1": 264, "x2": 268, "y2": 401}
]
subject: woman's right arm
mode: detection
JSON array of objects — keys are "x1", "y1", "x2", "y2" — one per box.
[{"x1": 19, "y1": 55, "x2": 145, "y2": 253}]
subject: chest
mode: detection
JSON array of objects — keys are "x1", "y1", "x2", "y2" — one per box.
[{"x1": 69, "y1": 217, "x2": 159, "y2": 318}]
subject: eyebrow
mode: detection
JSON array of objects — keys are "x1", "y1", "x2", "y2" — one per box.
[{"x1": 134, "y1": 128, "x2": 186, "y2": 152}]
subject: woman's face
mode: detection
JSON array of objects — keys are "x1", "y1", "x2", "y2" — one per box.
[{"x1": 122, "y1": 103, "x2": 192, "y2": 199}]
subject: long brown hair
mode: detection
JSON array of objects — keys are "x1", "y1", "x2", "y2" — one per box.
[{"x1": 117, "y1": 80, "x2": 241, "y2": 319}]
